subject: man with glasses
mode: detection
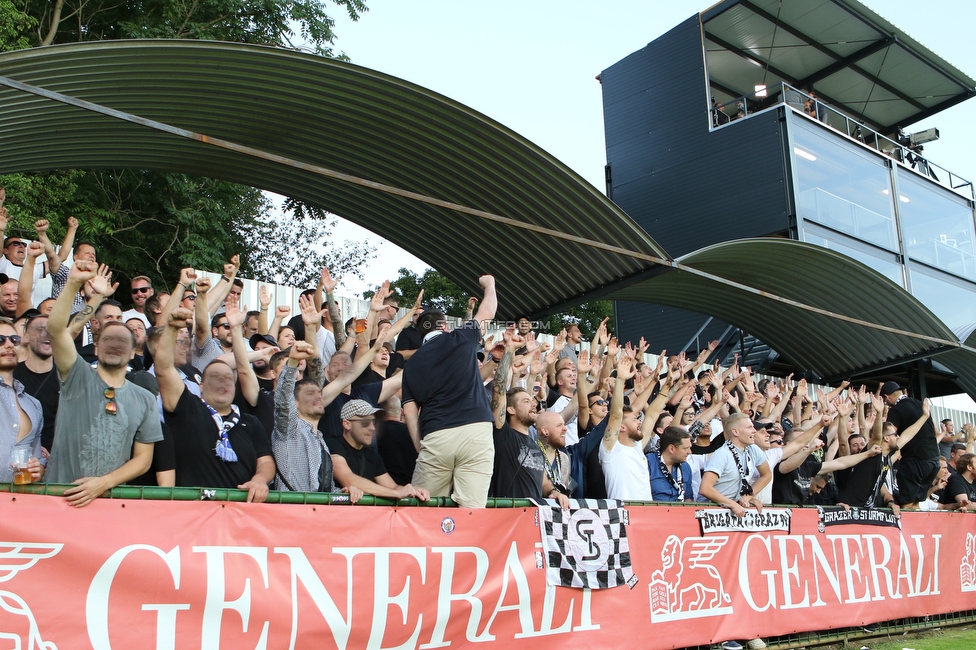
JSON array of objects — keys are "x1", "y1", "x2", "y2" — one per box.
[
  {"x1": 329, "y1": 399, "x2": 428, "y2": 501},
  {"x1": 122, "y1": 276, "x2": 154, "y2": 328},
  {"x1": 0, "y1": 317, "x2": 44, "y2": 483},
  {"x1": 155, "y1": 304, "x2": 274, "y2": 502},
  {"x1": 14, "y1": 314, "x2": 60, "y2": 455},
  {"x1": 43, "y1": 260, "x2": 162, "y2": 507}
]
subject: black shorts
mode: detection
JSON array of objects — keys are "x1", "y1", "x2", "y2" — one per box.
[{"x1": 897, "y1": 457, "x2": 940, "y2": 505}]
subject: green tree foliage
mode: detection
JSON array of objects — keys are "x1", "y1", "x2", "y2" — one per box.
[
  {"x1": 366, "y1": 267, "x2": 615, "y2": 338},
  {"x1": 0, "y1": 0, "x2": 370, "y2": 303},
  {"x1": 0, "y1": 170, "x2": 374, "y2": 289},
  {"x1": 27, "y1": 0, "x2": 366, "y2": 54}
]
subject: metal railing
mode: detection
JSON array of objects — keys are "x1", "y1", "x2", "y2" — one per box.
[{"x1": 710, "y1": 82, "x2": 975, "y2": 200}]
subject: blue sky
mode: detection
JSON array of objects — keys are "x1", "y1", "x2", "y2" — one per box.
[
  {"x1": 310, "y1": 0, "x2": 976, "y2": 407},
  {"x1": 316, "y1": 0, "x2": 976, "y2": 291}
]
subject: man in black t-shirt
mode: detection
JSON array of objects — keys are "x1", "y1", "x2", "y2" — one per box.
[
  {"x1": 376, "y1": 396, "x2": 418, "y2": 487},
  {"x1": 329, "y1": 399, "x2": 428, "y2": 500},
  {"x1": 156, "y1": 306, "x2": 275, "y2": 502},
  {"x1": 881, "y1": 382, "x2": 940, "y2": 509},
  {"x1": 942, "y1": 452, "x2": 976, "y2": 511},
  {"x1": 13, "y1": 314, "x2": 59, "y2": 453},
  {"x1": 488, "y1": 336, "x2": 568, "y2": 506},
  {"x1": 402, "y1": 275, "x2": 497, "y2": 508}
]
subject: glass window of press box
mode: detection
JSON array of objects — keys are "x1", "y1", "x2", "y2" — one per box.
[
  {"x1": 792, "y1": 118, "x2": 897, "y2": 252},
  {"x1": 898, "y1": 172, "x2": 976, "y2": 282}
]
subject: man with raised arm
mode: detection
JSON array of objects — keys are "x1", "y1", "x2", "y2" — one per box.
[
  {"x1": 272, "y1": 334, "x2": 386, "y2": 497},
  {"x1": 43, "y1": 260, "x2": 162, "y2": 507},
  {"x1": 488, "y1": 333, "x2": 568, "y2": 506},
  {"x1": 599, "y1": 357, "x2": 652, "y2": 501},
  {"x1": 402, "y1": 274, "x2": 496, "y2": 508},
  {"x1": 697, "y1": 412, "x2": 771, "y2": 516},
  {"x1": 0, "y1": 317, "x2": 44, "y2": 483},
  {"x1": 881, "y1": 381, "x2": 941, "y2": 509},
  {"x1": 155, "y1": 305, "x2": 274, "y2": 502}
]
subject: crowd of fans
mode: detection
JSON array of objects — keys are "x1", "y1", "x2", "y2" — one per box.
[{"x1": 0, "y1": 208, "x2": 974, "y2": 523}]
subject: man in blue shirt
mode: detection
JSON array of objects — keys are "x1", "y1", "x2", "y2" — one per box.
[{"x1": 647, "y1": 426, "x2": 694, "y2": 502}]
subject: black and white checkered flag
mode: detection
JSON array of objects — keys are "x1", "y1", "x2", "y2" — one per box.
[{"x1": 533, "y1": 498, "x2": 637, "y2": 590}]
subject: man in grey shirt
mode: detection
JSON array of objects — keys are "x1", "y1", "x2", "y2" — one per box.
[{"x1": 44, "y1": 260, "x2": 162, "y2": 507}]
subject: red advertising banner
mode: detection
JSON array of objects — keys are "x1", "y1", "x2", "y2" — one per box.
[{"x1": 1, "y1": 493, "x2": 974, "y2": 649}]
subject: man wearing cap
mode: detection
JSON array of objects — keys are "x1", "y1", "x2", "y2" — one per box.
[
  {"x1": 272, "y1": 337, "x2": 386, "y2": 496},
  {"x1": 122, "y1": 276, "x2": 154, "y2": 329},
  {"x1": 0, "y1": 212, "x2": 57, "y2": 285},
  {"x1": 248, "y1": 333, "x2": 278, "y2": 392},
  {"x1": 402, "y1": 275, "x2": 496, "y2": 508},
  {"x1": 329, "y1": 399, "x2": 429, "y2": 500},
  {"x1": 881, "y1": 381, "x2": 941, "y2": 509}
]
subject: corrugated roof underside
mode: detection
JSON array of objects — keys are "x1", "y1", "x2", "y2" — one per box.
[{"x1": 0, "y1": 40, "x2": 668, "y2": 318}]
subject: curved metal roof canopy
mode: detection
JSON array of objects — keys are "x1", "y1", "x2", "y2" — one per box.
[
  {"x1": 0, "y1": 40, "x2": 668, "y2": 319},
  {"x1": 607, "y1": 239, "x2": 967, "y2": 381},
  {"x1": 1, "y1": 41, "x2": 975, "y2": 395}
]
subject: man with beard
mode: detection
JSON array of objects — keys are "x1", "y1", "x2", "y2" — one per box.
[
  {"x1": 698, "y1": 413, "x2": 771, "y2": 516},
  {"x1": 272, "y1": 336, "x2": 387, "y2": 496},
  {"x1": 122, "y1": 276, "x2": 154, "y2": 329},
  {"x1": 43, "y1": 261, "x2": 162, "y2": 507},
  {"x1": 536, "y1": 412, "x2": 574, "y2": 503},
  {"x1": 247, "y1": 334, "x2": 278, "y2": 391},
  {"x1": 836, "y1": 392, "x2": 930, "y2": 512},
  {"x1": 647, "y1": 426, "x2": 694, "y2": 502},
  {"x1": 599, "y1": 357, "x2": 652, "y2": 501},
  {"x1": 489, "y1": 334, "x2": 565, "y2": 503},
  {"x1": 155, "y1": 306, "x2": 274, "y2": 502},
  {"x1": 14, "y1": 314, "x2": 60, "y2": 454},
  {"x1": 942, "y1": 452, "x2": 976, "y2": 511},
  {"x1": 0, "y1": 318, "x2": 44, "y2": 482}
]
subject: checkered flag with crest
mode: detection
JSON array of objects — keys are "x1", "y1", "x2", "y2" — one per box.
[{"x1": 532, "y1": 498, "x2": 637, "y2": 590}]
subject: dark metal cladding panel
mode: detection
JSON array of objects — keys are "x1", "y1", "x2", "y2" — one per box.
[
  {"x1": 601, "y1": 16, "x2": 793, "y2": 258},
  {"x1": 602, "y1": 16, "x2": 793, "y2": 353},
  {"x1": 615, "y1": 300, "x2": 731, "y2": 357}
]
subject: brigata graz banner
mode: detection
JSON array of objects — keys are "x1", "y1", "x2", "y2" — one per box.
[{"x1": 1, "y1": 493, "x2": 974, "y2": 649}]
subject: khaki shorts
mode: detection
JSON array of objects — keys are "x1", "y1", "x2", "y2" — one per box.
[{"x1": 411, "y1": 422, "x2": 494, "y2": 508}]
